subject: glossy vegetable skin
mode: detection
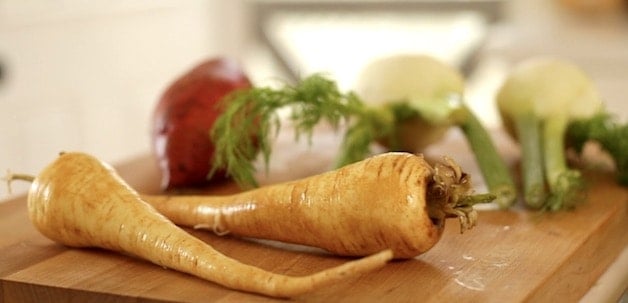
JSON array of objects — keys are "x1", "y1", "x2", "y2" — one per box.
[
  {"x1": 21, "y1": 152, "x2": 393, "y2": 298},
  {"x1": 144, "y1": 152, "x2": 494, "y2": 259},
  {"x1": 152, "y1": 57, "x2": 252, "y2": 190}
]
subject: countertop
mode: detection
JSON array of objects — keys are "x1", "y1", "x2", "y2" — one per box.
[{"x1": 1, "y1": 128, "x2": 626, "y2": 302}]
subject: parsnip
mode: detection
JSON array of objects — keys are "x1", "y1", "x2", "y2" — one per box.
[
  {"x1": 144, "y1": 152, "x2": 493, "y2": 259},
  {"x1": 18, "y1": 152, "x2": 393, "y2": 298}
]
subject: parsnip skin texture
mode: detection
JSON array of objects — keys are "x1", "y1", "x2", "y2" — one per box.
[
  {"x1": 146, "y1": 153, "x2": 446, "y2": 259},
  {"x1": 26, "y1": 152, "x2": 393, "y2": 298}
]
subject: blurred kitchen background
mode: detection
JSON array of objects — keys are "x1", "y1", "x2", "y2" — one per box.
[{"x1": 1, "y1": 0, "x2": 627, "y2": 200}]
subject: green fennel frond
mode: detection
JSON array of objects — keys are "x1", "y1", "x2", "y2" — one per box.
[
  {"x1": 335, "y1": 106, "x2": 397, "y2": 167},
  {"x1": 545, "y1": 170, "x2": 586, "y2": 211},
  {"x1": 567, "y1": 112, "x2": 628, "y2": 186},
  {"x1": 210, "y1": 74, "x2": 381, "y2": 188}
]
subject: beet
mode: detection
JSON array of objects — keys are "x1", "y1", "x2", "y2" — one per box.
[{"x1": 152, "y1": 57, "x2": 252, "y2": 189}]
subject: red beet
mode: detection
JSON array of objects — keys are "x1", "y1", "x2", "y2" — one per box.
[{"x1": 152, "y1": 57, "x2": 252, "y2": 190}]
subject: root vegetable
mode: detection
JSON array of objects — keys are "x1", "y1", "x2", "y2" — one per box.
[
  {"x1": 152, "y1": 57, "x2": 253, "y2": 190},
  {"x1": 144, "y1": 152, "x2": 494, "y2": 259},
  {"x1": 16, "y1": 152, "x2": 394, "y2": 298}
]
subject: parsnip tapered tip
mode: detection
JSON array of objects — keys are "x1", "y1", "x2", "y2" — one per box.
[
  {"x1": 355, "y1": 249, "x2": 394, "y2": 269},
  {"x1": 284, "y1": 249, "x2": 394, "y2": 298},
  {"x1": 376, "y1": 249, "x2": 395, "y2": 262},
  {"x1": 327, "y1": 249, "x2": 394, "y2": 279}
]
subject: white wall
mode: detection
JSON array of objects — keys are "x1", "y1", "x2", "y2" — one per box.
[{"x1": 0, "y1": 0, "x2": 250, "y2": 199}]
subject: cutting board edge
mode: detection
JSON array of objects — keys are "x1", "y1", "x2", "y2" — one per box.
[
  {"x1": 525, "y1": 196, "x2": 628, "y2": 302},
  {"x1": 1, "y1": 278, "x2": 173, "y2": 303}
]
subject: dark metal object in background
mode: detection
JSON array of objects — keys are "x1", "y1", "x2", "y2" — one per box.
[{"x1": 252, "y1": 0, "x2": 506, "y2": 24}]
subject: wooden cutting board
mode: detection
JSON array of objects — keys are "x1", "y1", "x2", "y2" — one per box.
[{"x1": 1, "y1": 129, "x2": 627, "y2": 302}]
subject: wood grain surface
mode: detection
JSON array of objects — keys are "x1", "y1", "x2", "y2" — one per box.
[{"x1": 1, "y1": 130, "x2": 627, "y2": 302}]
